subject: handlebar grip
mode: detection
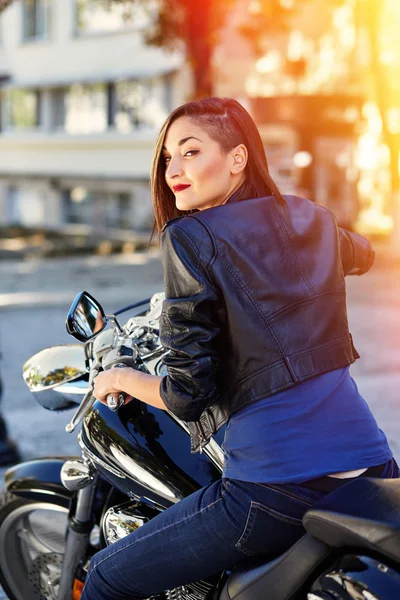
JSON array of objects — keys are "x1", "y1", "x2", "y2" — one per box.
[
  {"x1": 105, "y1": 362, "x2": 129, "y2": 411},
  {"x1": 106, "y1": 392, "x2": 126, "y2": 411}
]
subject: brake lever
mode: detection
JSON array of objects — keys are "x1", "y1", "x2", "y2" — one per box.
[{"x1": 65, "y1": 364, "x2": 100, "y2": 433}]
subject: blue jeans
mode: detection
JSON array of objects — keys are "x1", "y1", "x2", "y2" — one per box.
[
  {"x1": 82, "y1": 462, "x2": 399, "y2": 600},
  {"x1": 82, "y1": 478, "x2": 327, "y2": 600}
]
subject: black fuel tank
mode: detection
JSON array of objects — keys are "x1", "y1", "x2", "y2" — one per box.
[{"x1": 81, "y1": 398, "x2": 224, "y2": 508}]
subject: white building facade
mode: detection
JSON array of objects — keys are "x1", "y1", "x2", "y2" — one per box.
[{"x1": 0, "y1": 0, "x2": 192, "y2": 232}]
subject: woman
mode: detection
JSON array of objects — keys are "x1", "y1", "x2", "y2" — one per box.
[{"x1": 81, "y1": 97, "x2": 396, "y2": 600}]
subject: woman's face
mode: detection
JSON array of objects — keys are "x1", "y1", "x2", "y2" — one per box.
[{"x1": 162, "y1": 116, "x2": 247, "y2": 211}]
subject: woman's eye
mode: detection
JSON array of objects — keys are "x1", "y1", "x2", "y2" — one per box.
[
  {"x1": 184, "y1": 150, "x2": 199, "y2": 157},
  {"x1": 163, "y1": 156, "x2": 171, "y2": 164}
]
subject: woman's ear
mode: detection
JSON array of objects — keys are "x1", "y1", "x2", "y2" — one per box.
[{"x1": 230, "y1": 144, "x2": 248, "y2": 174}]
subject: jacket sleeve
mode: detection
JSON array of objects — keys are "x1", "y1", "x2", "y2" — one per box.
[
  {"x1": 158, "y1": 221, "x2": 221, "y2": 422},
  {"x1": 338, "y1": 228, "x2": 375, "y2": 276}
]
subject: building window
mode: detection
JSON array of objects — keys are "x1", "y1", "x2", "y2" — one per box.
[
  {"x1": 104, "y1": 193, "x2": 131, "y2": 229},
  {"x1": 50, "y1": 78, "x2": 170, "y2": 134},
  {"x1": 63, "y1": 188, "x2": 132, "y2": 230},
  {"x1": 4, "y1": 89, "x2": 41, "y2": 129},
  {"x1": 51, "y1": 84, "x2": 107, "y2": 134},
  {"x1": 7, "y1": 186, "x2": 20, "y2": 224},
  {"x1": 114, "y1": 77, "x2": 170, "y2": 132},
  {"x1": 50, "y1": 88, "x2": 65, "y2": 130},
  {"x1": 75, "y1": 0, "x2": 154, "y2": 35},
  {"x1": 22, "y1": 0, "x2": 52, "y2": 42}
]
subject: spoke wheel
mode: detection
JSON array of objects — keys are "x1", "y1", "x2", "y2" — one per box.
[{"x1": 0, "y1": 491, "x2": 69, "y2": 600}]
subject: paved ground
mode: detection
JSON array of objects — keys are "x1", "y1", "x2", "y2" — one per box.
[
  {"x1": 0, "y1": 250, "x2": 398, "y2": 598},
  {"x1": 0, "y1": 250, "x2": 165, "y2": 463}
]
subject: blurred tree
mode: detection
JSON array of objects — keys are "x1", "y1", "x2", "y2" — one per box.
[
  {"x1": 236, "y1": 0, "x2": 298, "y2": 55},
  {"x1": 239, "y1": 0, "x2": 400, "y2": 252},
  {"x1": 355, "y1": 0, "x2": 400, "y2": 255},
  {"x1": 110, "y1": 0, "x2": 237, "y2": 98},
  {"x1": 112, "y1": 0, "x2": 305, "y2": 97}
]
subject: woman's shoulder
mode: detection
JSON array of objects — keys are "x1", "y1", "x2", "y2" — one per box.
[{"x1": 161, "y1": 214, "x2": 216, "y2": 266}]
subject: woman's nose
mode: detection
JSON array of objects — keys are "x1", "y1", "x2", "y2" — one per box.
[{"x1": 166, "y1": 156, "x2": 183, "y2": 179}]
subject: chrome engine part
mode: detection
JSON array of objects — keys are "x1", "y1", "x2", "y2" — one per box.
[
  {"x1": 103, "y1": 500, "x2": 222, "y2": 600},
  {"x1": 103, "y1": 501, "x2": 151, "y2": 546}
]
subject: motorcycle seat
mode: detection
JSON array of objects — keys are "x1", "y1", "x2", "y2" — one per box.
[
  {"x1": 220, "y1": 478, "x2": 400, "y2": 600},
  {"x1": 219, "y1": 534, "x2": 331, "y2": 600},
  {"x1": 303, "y1": 477, "x2": 400, "y2": 564}
]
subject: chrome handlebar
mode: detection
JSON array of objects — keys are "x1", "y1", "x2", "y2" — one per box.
[{"x1": 65, "y1": 311, "x2": 159, "y2": 433}]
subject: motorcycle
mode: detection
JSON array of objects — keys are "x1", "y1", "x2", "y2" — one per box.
[{"x1": 0, "y1": 290, "x2": 399, "y2": 600}]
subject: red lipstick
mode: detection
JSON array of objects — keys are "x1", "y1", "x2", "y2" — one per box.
[{"x1": 172, "y1": 184, "x2": 191, "y2": 193}]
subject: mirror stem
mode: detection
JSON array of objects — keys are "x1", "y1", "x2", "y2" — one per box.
[{"x1": 105, "y1": 314, "x2": 123, "y2": 334}]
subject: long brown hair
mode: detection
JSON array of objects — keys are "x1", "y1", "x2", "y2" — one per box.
[{"x1": 150, "y1": 97, "x2": 285, "y2": 241}]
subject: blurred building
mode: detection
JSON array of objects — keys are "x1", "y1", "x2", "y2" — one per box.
[{"x1": 0, "y1": 0, "x2": 191, "y2": 233}]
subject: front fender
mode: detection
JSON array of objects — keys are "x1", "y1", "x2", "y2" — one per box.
[{"x1": 5, "y1": 458, "x2": 78, "y2": 508}]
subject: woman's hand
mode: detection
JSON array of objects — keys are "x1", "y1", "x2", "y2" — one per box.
[
  {"x1": 92, "y1": 368, "x2": 134, "y2": 406},
  {"x1": 93, "y1": 368, "x2": 167, "y2": 411}
]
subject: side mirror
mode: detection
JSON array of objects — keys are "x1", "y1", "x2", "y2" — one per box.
[
  {"x1": 22, "y1": 344, "x2": 88, "y2": 411},
  {"x1": 66, "y1": 291, "x2": 107, "y2": 342}
]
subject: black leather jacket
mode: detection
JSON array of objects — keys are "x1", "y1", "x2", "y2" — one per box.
[{"x1": 159, "y1": 195, "x2": 375, "y2": 453}]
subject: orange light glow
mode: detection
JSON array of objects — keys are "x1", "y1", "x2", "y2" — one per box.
[{"x1": 72, "y1": 578, "x2": 84, "y2": 600}]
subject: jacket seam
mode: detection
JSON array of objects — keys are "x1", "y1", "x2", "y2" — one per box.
[
  {"x1": 229, "y1": 358, "x2": 283, "y2": 390},
  {"x1": 270, "y1": 200, "x2": 316, "y2": 296},
  {"x1": 296, "y1": 357, "x2": 356, "y2": 380},
  {"x1": 185, "y1": 218, "x2": 230, "y2": 338},
  {"x1": 268, "y1": 289, "x2": 346, "y2": 322},
  {"x1": 173, "y1": 225, "x2": 203, "y2": 275},
  {"x1": 216, "y1": 253, "x2": 288, "y2": 360},
  {"x1": 173, "y1": 224, "x2": 220, "y2": 323},
  {"x1": 171, "y1": 225, "x2": 209, "y2": 322},
  {"x1": 225, "y1": 335, "x2": 351, "y2": 392},
  {"x1": 214, "y1": 256, "x2": 344, "y2": 368},
  {"x1": 288, "y1": 335, "x2": 354, "y2": 361},
  {"x1": 225, "y1": 343, "x2": 355, "y2": 400},
  {"x1": 189, "y1": 215, "x2": 219, "y2": 271},
  {"x1": 262, "y1": 356, "x2": 351, "y2": 394}
]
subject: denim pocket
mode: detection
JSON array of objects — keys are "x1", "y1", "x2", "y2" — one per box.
[{"x1": 235, "y1": 501, "x2": 304, "y2": 557}]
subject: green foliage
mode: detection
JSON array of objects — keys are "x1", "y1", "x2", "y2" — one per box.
[{"x1": 111, "y1": 0, "x2": 237, "y2": 96}]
